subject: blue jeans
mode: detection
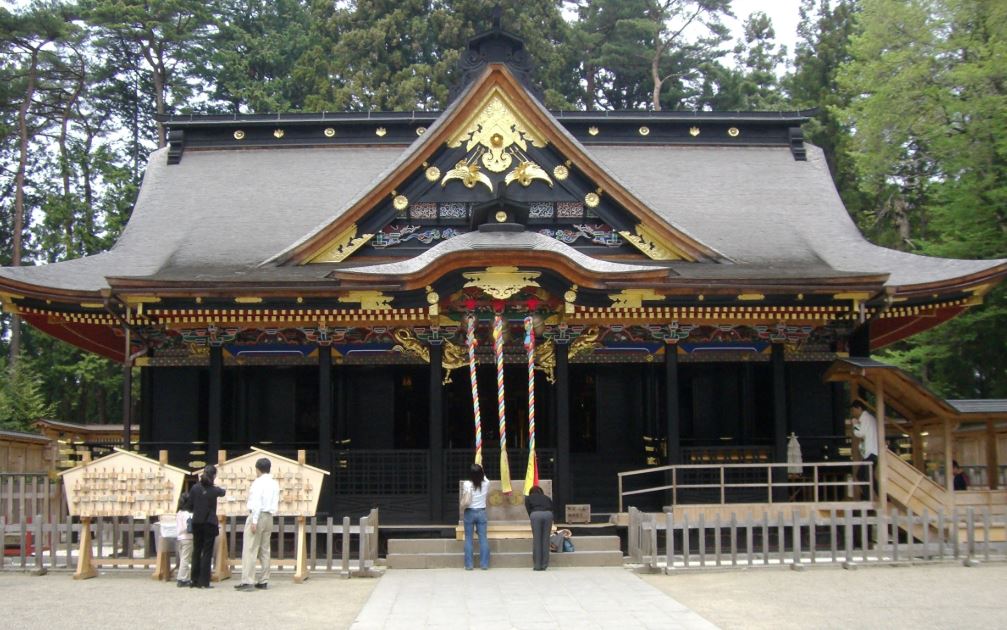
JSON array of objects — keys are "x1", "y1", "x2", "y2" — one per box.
[{"x1": 463, "y1": 507, "x2": 489, "y2": 569}]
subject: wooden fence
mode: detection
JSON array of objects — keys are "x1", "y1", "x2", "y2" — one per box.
[
  {"x1": 1, "y1": 474, "x2": 380, "y2": 576},
  {"x1": 628, "y1": 506, "x2": 1007, "y2": 572}
]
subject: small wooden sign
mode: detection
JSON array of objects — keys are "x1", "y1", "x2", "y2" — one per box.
[{"x1": 565, "y1": 504, "x2": 591, "y2": 524}]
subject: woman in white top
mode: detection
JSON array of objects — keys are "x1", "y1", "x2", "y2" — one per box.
[{"x1": 462, "y1": 463, "x2": 491, "y2": 570}]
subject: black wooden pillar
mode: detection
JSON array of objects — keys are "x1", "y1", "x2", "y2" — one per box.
[
  {"x1": 318, "y1": 345, "x2": 333, "y2": 471},
  {"x1": 555, "y1": 341, "x2": 570, "y2": 514},
  {"x1": 849, "y1": 321, "x2": 871, "y2": 358},
  {"x1": 122, "y1": 362, "x2": 133, "y2": 449},
  {"x1": 429, "y1": 341, "x2": 444, "y2": 521},
  {"x1": 664, "y1": 342, "x2": 680, "y2": 465},
  {"x1": 121, "y1": 326, "x2": 132, "y2": 450},
  {"x1": 771, "y1": 343, "x2": 788, "y2": 500},
  {"x1": 772, "y1": 343, "x2": 787, "y2": 459},
  {"x1": 741, "y1": 362, "x2": 755, "y2": 444},
  {"x1": 208, "y1": 344, "x2": 223, "y2": 463},
  {"x1": 334, "y1": 363, "x2": 347, "y2": 445}
]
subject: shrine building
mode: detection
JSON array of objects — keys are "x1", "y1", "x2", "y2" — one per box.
[{"x1": 1, "y1": 27, "x2": 1005, "y2": 524}]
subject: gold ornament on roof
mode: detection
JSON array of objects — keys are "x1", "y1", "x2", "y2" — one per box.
[
  {"x1": 324, "y1": 127, "x2": 336, "y2": 138},
  {"x1": 553, "y1": 164, "x2": 569, "y2": 180},
  {"x1": 728, "y1": 127, "x2": 740, "y2": 137},
  {"x1": 689, "y1": 126, "x2": 700, "y2": 137},
  {"x1": 425, "y1": 166, "x2": 441, "y2": 182},
  {"x1": 504, "y1": 160, "x2": 553, "y2": 188},
  {"x1": 618, "y1": 224, "x2": 690, "y2": 261},
  {"x1": 446, "y1": 90, "x2": 548, "y2": 173},
  {"x1": 588, "y1": 126, "x2": 599, "y2": 136},
  {"x1": 462, "y1": 266, "x2": 541, "y2": 300},
  {"x1": 308, "y1": 223, "x2": 374, "y2": 263},
  {"x1": 639, "y1": 126, "x2": 650, "y2": 136},
  {"x1": 584, "y1": 192, "x2": 600, "y2": 208},
  {"x1": 233, "y1": 130, "x2": 246, "y2": 140},
  {"x1": 416, "y1": 126, "x2": 426, "y2": 136},
  {"x1": 495, "y1": 211, "x2": 508, "y2": 223},
  {"x1": 339, "y1": 291, "x2": 393, "y2": 310},
  {"x1": 441, "y1": 160, "x2": 493, "y2": 193},
  {"x1": 273, "y1": 129, "x2": 285, "y2": 139},
  {"x1": 393, "y1": 195, "x2": 409, "y2": 211},
  {"x1": 608, "y1": 288, "x2": 665, "y2": 308},
  {"x1": 375, "y1": 127, "x2": 387, "y2": 137}
]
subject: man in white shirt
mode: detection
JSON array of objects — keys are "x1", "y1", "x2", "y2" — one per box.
[
  {"x1": 850, "y1": 401, "x2": 879, "y2": 500},
  {"x1": 235, "y1": 457, "x2": 280, "y2": 591}
]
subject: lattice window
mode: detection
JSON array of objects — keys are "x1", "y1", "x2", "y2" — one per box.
[
  {"x1": 331, "y1": 449, "x2": 429, "y2": 495},
  {"x1": 529, "y1": 202, "x2": 554, "y2": 219},
  {"x1": 409, "y1": 202, "x2": 438, "y2": 220},
  {"x1": 556, "y1": 201, "x2": 584, "y2": 218},
  {"x1": 438, "y1": 202, "x2": 468, "y2": 219}
]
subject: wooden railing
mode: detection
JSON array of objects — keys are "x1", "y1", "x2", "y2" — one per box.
[
  {"x1": 627, "y1": 505, "x2": 1007, "y2": 572},
  {"x1": 1, "y1": 473, "x2": 380, "y2": 576},
  {"x1": 617, "y1": 461, "x2": 873, "y2": 512},
  {"x1": 885, "y1": 449, "x2": 951, "y2": 516}
]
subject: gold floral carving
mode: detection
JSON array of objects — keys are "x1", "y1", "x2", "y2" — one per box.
[
  {"x1": 446, "y1": 90, "x2": 548, "y2": 173},
  {"x1": 309, "y1": 224, "x2": 374, "y2": 263},
  {"x1": 504, "y1": 160, "x2": 553, "y2": 188},
  {"x1": 338, "y1": 291, "x2": 393, "y2": 310},
  {"x1": 534, "y1": 339, "x2": 557, "y2": 384},
  {"x1": 618, "y1": 224, "x2": 690, "y2": 261},
  {"x1": 441, "y1": 340, "x2": 468, "y2": 384},
  {"x1": 441, "y1": 160, "x2": 494, "y2": 193},
  {"x1": 392, "y1": 328, "x2": 429, "y2": 363},
  {"x1": 462, "y1": 266, "x2": 541, "y2": 299},
  {"x1": 569, "y1": 327, "x2": 601, "y2": 360},
  {"x1": 608, "y1": 288, "x2": 665, "y2": 308},
  {"x1": 392, "y1": 330, "x2": 470, "y2": 384}
]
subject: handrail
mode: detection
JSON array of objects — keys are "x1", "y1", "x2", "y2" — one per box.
[{"x1": 617, "y1": 460, "x2": 873, "y2": 512}]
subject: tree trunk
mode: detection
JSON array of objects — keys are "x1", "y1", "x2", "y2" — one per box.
[
  {"x1": 11, "y1": 46, "x2": 42, "y2": 363},
  {"x1": 651, "y1": 49, "x2": 663, "y2": 111}
]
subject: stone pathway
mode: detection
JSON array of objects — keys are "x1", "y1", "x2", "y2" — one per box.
[{"x1": 350, "y1": 567, "x2": 718, "y2": 630}]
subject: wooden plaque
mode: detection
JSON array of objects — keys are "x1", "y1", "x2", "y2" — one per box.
[{"x1": 215, "y1": 447, "x2": 329, "y2": 517}]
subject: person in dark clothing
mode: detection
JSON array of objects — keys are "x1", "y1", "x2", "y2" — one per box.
[
  {"x1": 189, "y1": 465, "x2": 226, "y2": 588},
  {"x1": 524, "y1": 485, "x2": 554, "y2": 571},
  {"x1": 953, "y1": 460, "x2": 969, "y2": 491}
]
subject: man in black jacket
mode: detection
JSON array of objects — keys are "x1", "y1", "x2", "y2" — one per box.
[{"x1": 189, "y1": 465, "x2": 226, "y2": 588}]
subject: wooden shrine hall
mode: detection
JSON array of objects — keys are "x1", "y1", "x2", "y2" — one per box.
[{"x1": 2, "y1": 26, "x2": 1006, "y2": 524}]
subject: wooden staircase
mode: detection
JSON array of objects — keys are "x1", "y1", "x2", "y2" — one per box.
[{"x1": 884, "y1": 449, "x2": 1007, "y2": 543}]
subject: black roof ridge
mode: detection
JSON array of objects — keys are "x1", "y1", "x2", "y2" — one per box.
[{"x1": 159, "y1": 108, "x2": 817, "y2": 126}]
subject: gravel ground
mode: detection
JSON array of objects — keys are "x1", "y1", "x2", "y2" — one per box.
[
  {"x1": 0, "y1": 571, "x2": 378, "y2": 630},
  {"x1": 642, "y1": 562, "x2": 1007, "y2": 630}
]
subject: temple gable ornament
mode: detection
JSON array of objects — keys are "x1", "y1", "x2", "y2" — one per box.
[
  {"x1": 446, "y1": 91, "x2": 548, "y2": 174},
  {"x1": 463, "y1": 266, "x2": 541, "y2": 299}
]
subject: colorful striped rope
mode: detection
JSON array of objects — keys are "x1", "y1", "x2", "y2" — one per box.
[
  {"x1": 524, "y1": 316, "x2": 538, "y2": 494},
  {"x1": 466, "y1": 314, "x2": 482, "y2": 465},
  {"x1": 494, "y1": 313, "x2": 511, "y2": 493}
]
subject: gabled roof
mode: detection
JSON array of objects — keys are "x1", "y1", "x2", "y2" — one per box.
[
  {"x1": 0, "y1": 65, "x2": 1003, "y2": 309},
  {"x1": 277, "y1": 63, "x2": 723, "y2": 265}
]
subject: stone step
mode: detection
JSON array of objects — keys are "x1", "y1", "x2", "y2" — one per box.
[
  {"x1": 388, "y1": 535, "x2": 621, "y2": 555},
  {"x1": 386, "y1": 549, "x2": 625, "y2": 570}
]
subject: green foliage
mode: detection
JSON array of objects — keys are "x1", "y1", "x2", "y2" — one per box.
[
  {"x1": 839, "y1": 0, "x2": 1007, "y2": 396},
  {"x1": 0, "y1": 355, "x2": 55, "y2": 432}
]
